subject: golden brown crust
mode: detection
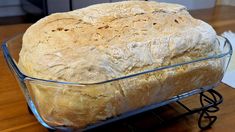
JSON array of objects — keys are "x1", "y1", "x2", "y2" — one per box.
[
  {"x1": 19, "y1": 1, "x2": 217, "y2": 83},
  {"x1": 19, "y1": 1, "x2": 222, "y2": 129}
]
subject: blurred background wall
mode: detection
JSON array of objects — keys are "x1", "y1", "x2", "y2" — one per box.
[
  {"x1": 217, "y1": 0, "x2": 235, "y2": 6},
  {"x1": 0, "y1": 0, "x2": 25, "y2": 17},
  {"x1": 0, "y1": 0, "x2": 234, "y2": 25},
  {"x1": 0, "y1": 0, "x2": 217, "y2": 18}
]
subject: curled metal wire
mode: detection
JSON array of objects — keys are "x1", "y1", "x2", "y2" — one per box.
[{"x1": 198, "y1": 89, "x2": 223, "y2": 129}]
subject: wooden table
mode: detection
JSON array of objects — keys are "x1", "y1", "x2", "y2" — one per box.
[{"x1": 0, "y1": 5, "x2": 235, "y2": 132}]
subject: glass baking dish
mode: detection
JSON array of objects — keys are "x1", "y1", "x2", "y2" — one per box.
[{"x1": 1, "y1": 34, "x2": 232, "y2": 131}]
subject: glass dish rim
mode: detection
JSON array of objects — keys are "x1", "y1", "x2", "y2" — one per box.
[{"x1": 2, "y1": 34, "x2": 233, "y2": 86}]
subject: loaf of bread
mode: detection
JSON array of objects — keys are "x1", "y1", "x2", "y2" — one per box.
[{"x1": 18, "y1": 1, "x2": 224, "y2": 129}]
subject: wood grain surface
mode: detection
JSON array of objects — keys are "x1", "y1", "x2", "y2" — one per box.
[{"x1": 0, "y1": 5, "x2": 235, "y2": 132}]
